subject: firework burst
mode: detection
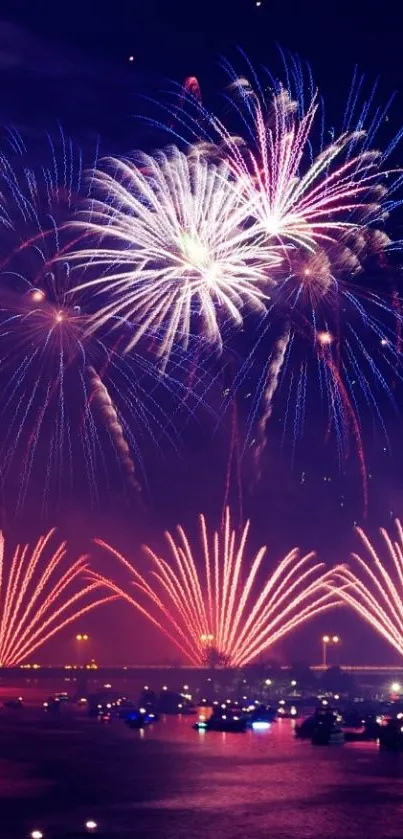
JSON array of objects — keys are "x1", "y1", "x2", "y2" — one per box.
[
  {"x1": 0, "y1": 528, "x2": 113, "y2": 667},
  {"x1": 212, "y1": 87, "x2": 387, "y2": 252},
  {"x1": 67, "y1": 146, "x2": 279, "y2": 367},
  {"x1": 0, "y1": 130, "x2": 199, "y2": 514},
  {"x1": 200, "y1": 63, "x2": 403, "y2": 503},
  {"x1": 334, "y1": 520, "x2": 403, "y2": 657},
  {"x1": 90, "y1": 507, "x2": 337, "y2": 667}
]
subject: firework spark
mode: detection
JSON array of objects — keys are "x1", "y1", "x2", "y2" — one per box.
[
  {"x1": 90, "y1": 507, "x2": 337, "y2": 666},
  {"x1": 334, "y1": 520, "x2": 403, "y2": 657},
  {"x1": 0, "y1": 529, "x2": 113, "y2": 666},
  {"x1": 67, "y1": 147, "x2": 279, "y2": 367}
]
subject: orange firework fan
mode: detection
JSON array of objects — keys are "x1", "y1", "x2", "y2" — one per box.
[
  {"x1": 91, "y1": 508, "x2": 337, "y2": 666},
  {"x1": 334, "y1": 520, "x2": 403, "y2": 657},
  {"x1": 0, "y1": 529, "x2": 113, "y2": 666}
]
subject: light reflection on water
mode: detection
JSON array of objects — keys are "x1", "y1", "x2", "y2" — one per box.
[{"x1": 2, "y1": 713, "x2": 403, "y2": 837}]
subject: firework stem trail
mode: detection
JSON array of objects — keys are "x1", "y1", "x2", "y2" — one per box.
[{"x1": 253, "y1": 325, "x2": 291, "y2": 483}]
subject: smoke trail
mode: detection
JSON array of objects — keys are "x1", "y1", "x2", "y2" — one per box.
[
  {"x1": 253, "y1": 326, "x2": 291, "y2": 483},
  {"x1": 86, "y1": 366, "x2": 141, "y2": 496}
]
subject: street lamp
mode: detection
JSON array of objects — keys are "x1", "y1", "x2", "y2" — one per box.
[
  {"x1": 391, "y1": 681, "x2": 401, "y2": 694},
  {"x1": 322, "y1": 634, "x2": 339, "y2": 668},
  {"x1": 200, "y1": 633, "x2": 214, "y2": 645},
  {"x1": 76, "y1": 633, "x2": 89, "y2": 667}
]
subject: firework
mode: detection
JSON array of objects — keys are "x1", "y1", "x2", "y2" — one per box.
[
  {"x1": 202, "y1": 65, "x2": 403, "y2": 502},
  {"x1": 0, "y1": 130, "x2": 200, "y2": 513},
  {"x1": 0, "y1": 529, "x2": 113, "y2": 666},
  {"x1": 67, "y1": 146, "x2": 279, "y2": 367},
  {"x1": 213, "y1": 87, "x2": 386, "y2": 251},
  {"x1": 334, "y1": 520, "x2": 403, "y2": 657},
  {"x1": 90, "y1": 507, "x2": 337, "y2": 666}
]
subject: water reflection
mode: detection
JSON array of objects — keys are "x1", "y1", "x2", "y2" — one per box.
[{"x1": 1, "y1": 712, "x2": 403, "y2": 837}]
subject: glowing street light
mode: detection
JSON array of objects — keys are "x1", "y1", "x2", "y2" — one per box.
[
  {"x1": 75, "y1": 633, "x2": 89, "y2": 667},
  {"x1": 391, "y1": 681, "x2": 401, "y2": 694},
  {"x1": 31, "y1": 831, "x2": 43, "y2": 839},
  {"x1": 322, "y1": 634, "x2": 339, "y2": 668},
  {"x1": 85, "y1": 820, "x2": 98, "y2": 832},
  {"x1": 30, "y1": 289, "x2": 45, "y2": 303},
  {"x1": 264, "y1": 678, "x2": 272, "y2": 687},
  {"x1": 200, "y1": 633, "x2": 214, "y2": 644}
]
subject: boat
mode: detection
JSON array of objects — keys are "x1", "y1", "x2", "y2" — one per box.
[
  {"x1": 379, "y1": 719, "x2": 403, "y2": 751},
  {"x1": 248, "y1": 704, "x2": 276, "y2": 730},
  {"x1": 3, "y1": 697, "x2": 24, "y2": 709},
  {"x1": 295, "y1": 714, "x2": 317, "y2": 739},
  {"x1": 343, "y1": 716, "x2": 382, "y2": 742},
  {"x1": 295, "y1": 707, "x2": 330, "y2": 739},
  {"x1": 125, "y1": 707, "x2": 157, "y2": 729},
  {"x1": 311, "y1": 710, "x2": 344, "y2": 745},
  {"x1": 194, "y1": 707, "x2": 247, "y2": 732}
]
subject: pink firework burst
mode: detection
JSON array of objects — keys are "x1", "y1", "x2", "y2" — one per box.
[
  {"x1": 90, "y1": 507, "x2": 338, "y2": 666},
  {"x1": 0, "y1": 529, "x2": 113, "y2": 666}
]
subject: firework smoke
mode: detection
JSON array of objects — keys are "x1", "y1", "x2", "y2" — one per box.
[
  {"x1": 87, "y1": 366, "x2": 140, "y2": 495},
  {"x1": 253, "y1": 325, "x2": 290, "y2": 480}
]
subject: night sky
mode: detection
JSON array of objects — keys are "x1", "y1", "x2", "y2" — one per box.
[{"x1": 1, "y1": 0, "x2": 403, "y2": 665}]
